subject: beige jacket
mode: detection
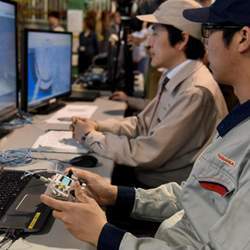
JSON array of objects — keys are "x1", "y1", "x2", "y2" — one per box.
[{"x1": 85, "y1": 60, "x2": 228, "y2": 186}]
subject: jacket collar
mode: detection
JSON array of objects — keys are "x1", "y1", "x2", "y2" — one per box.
[
  {"x1": 165, "y1": 60, "x2": 204, "y2": 94},
  {"x1": 167, "y1": 60, "x2": 191, "y2": 79},
  {"x1": 217, "y1": 100, "x2": 250, "y2": 137}
]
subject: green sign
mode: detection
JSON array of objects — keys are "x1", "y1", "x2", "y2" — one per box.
[{"x1": 68, "y1": 0, "x2": 89, "y2": 10}]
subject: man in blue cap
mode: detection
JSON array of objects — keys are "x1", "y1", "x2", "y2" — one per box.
[{"x1": 41, "y1": 0, "x2": 250, "y2": 249}]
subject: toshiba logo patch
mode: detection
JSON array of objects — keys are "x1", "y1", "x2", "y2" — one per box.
[{"x1": 217, "y1": 153, "x2": 235, "y2": 167}]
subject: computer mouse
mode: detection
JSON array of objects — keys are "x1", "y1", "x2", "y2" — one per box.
[{"x1": 68, "y1": 155, "x2": 98, "y2": 168}]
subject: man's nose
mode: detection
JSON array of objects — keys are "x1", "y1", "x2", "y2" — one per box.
[{"x1": 146, "y1": 35, "x2": 154, "y2": 50}]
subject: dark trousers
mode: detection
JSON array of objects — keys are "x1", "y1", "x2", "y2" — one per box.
[
  {"x1": 111, "y1": 164, "x2": 151, "y2": 189},
  {"x1": 106, "y1": 208, "x2": 160, "y2": 237}
]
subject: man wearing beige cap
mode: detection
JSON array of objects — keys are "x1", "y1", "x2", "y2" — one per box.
[{"x1": 71, "y1": 0, "x2": 227, "y2": 188}]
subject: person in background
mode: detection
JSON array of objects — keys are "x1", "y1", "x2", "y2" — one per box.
[
  {"x1": 130, "y1": 22, "x2": 150, "y2": 75},
  {"x1": 99, "y1": 11, "x2": 112, "y2": 53},
  {"x1": 48, "y1": 11, "x2": 65, "y2": 32},
  {"x1": 78, "y1": 11, "x2": 99, "y2": 74},
  {"x1": 110, "y1": 11, "x2": 122, "y2": 35},
  {"x1": 42, "y1": 1, "x2": 250, "y2": 248},
  {"x1": 110, "y1": 25, "x2": 162, "y2": 112},
  {"x1": 71, "y1": 0, "x2": 228, "y2": 189},
  {"x1": 110, "y1": 2, "x2": 165, "y2": 111}
]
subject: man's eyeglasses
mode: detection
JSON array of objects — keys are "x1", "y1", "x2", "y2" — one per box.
[{"x1": 202, "y1": 24, "x2": 243, "y2": 38}]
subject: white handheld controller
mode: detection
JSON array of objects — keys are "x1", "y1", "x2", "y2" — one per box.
[{"x1": 45, "y1": 173, "x2": 84, "y2": 201}]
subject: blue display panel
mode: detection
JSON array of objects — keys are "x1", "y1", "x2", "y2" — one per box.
[
  {"x1": 27, "y1": 31, "x2": 72, "y2": 106},
  {"x1": 60, "y1": 176, "x2": 71, "y2": 186},
  {"x1": 0, "y1": 1, "x2": 17, "y2": 117}
]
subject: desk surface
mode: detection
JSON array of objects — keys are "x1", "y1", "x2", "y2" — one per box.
[{"x1": 0, "y1": 98, "x2": 126, "y2": 249}]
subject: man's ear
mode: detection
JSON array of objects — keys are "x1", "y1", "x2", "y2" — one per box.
[
  {"x1": 238, "y1": 27, "x2": 250, "y2": 53},
  {"x1": 175, "y1": 32, "x2": 189, "y2": 51}
]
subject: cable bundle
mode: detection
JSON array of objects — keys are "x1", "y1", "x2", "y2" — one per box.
[{"x1": 0, "y1": 149, "x2": 33, "y2": 167}]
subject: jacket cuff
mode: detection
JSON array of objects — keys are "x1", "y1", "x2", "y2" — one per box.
[
  {"x1": 85, "y1": 130, "x2": 105, "y2": 148},
  {"x1": 114, "y1": 186, "x2": 136, "y2": 216},
  {"x1": 97, "y1": 223, "x2": 127, "y2": 250}
]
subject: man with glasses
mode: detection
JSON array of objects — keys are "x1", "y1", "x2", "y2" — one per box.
[
  {"x1": 41, "y1": 0, "x2": 250, "y2": 249},
  {"x1": 201, "y1": 24, "x2": 243, "y2": 39}
]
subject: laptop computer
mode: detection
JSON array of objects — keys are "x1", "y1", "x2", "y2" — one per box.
[{"x1": 0, "y1": 169, "x2": 52, "y2": 233}]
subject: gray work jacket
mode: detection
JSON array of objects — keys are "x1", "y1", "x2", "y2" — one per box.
[{"x1": 120, "y1": 108, "x2": 250, "y2": 249}]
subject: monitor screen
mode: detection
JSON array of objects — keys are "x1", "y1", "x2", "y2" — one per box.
[
  {"x1": 24, "y1": 30, "x2": 72, "y2": 109},
  {"x1": 0, "y1": 0, "x2": 17, "y2": 122}
]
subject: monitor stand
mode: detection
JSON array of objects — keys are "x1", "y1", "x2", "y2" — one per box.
[{"x1": 32, "y1": 101, "x2": 66, "y2": 115}]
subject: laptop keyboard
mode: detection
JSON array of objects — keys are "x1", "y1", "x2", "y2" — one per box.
[{"x1": 0, "y1": 170, "x2": 31, "y2": 219}]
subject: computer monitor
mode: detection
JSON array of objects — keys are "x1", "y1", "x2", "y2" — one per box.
[
  {"x1": 22, "y1": 30, "x2": 72, "y2": 112},
  {"x1": 0, "y1": 0, "x2": 18, "y2": 123}
]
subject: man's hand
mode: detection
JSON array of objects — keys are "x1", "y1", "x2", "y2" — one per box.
[
  {"x1": 67, "y1": 168, "x2": 118, "y2": 206},
  {"x1": 71, "y1": 118, "x2": 97, "y2": 143},
  {"x1": 110, "y1": 91, "x2": 128, "y2": 102},
  {"x1": 41, "y1": 185, "x2": 107, "y2": 247},
  {"x1": 72, "y1": 117, "x2": 98, "y2": 131}
]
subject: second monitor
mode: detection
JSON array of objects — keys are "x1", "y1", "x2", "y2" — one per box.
[{"x1": 21, "y1": 29, "x2": 72, "y2": 113}]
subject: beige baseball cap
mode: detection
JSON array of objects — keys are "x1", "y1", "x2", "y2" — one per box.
[{"x1": 137, "y1": 0, "x2": 202, "y2": 40}]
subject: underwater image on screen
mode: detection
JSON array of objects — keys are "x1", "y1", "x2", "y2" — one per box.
[
  {"x1": 27, "y1": 32, "x2": 71, "y2": 106},
  {"x1": 0, "y1": 2, "x2": 16, "y2": 112}
]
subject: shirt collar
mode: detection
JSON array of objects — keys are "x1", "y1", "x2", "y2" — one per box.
[
  {"x1": 166, "y1": 60, "x2": 192, "y2": 79},
  {"x1": 217, "y1": 100, "x2": 250, "y2": 137}
]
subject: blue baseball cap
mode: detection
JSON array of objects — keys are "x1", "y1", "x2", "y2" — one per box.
[{"x1": 183, "y1": 0, "x2": 250, "y2": 25}]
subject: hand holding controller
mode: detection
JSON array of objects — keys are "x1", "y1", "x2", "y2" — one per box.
[{"x1": 45, "y1": 171, "x2": 85, "y2": 201}]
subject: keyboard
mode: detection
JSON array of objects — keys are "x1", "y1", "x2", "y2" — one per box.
[{"x1": 0, "y1": 170, "x2": 31, "y2": 219}]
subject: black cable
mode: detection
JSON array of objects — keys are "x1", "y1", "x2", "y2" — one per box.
[
  {"x1": 0, "y1": 110, "x2": 32, "y2": 130},
  {"x1": 0, "y1": 229, "x2": 28, "y2": 249}
]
